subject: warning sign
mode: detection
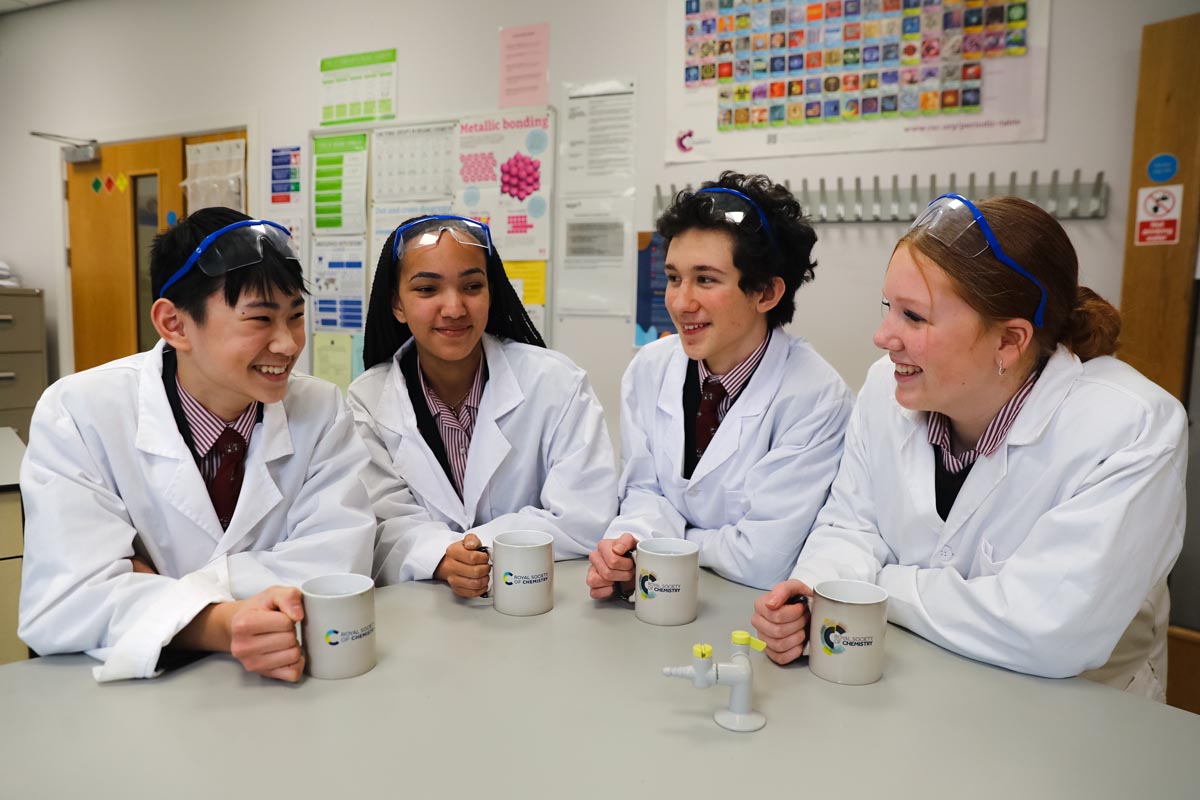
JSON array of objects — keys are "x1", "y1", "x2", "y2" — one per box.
[{"x1": 1135, "y1": 184, "x2": 1182, "y2": 246}]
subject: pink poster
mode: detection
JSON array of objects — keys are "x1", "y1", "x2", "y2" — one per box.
[{"x1": 500, "y1": 23, "x2": 550, "y2": 108}]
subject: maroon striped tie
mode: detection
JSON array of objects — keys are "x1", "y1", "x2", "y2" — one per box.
[
  {"x1": 209, "y1": 427, "x2": 247, "y2": 530},
  {"x1": 694, "y1": 378, "x2": 728, "y2": 462}
]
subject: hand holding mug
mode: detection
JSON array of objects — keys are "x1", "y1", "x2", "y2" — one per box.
[
  {"x1": 586, "y1": 532, "x2": 637, "y2": 599},
  {"x1": 229, "y1": 586, "x2": 306, "y2": 682},
  {"x1": 435, "y1": 533, "x2": 491, "y2": 598},
  {"x1": 751, "y1": 579, "x2": 814, "y2": 666}
]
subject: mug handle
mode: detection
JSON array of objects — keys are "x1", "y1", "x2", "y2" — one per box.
[{"x1": 480, "y1": 545, "x2": 492, "y2": 599}]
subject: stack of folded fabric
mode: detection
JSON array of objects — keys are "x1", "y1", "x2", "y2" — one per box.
[{"x1": 0, "y1": 260, "x2": 20, "y2": 288}]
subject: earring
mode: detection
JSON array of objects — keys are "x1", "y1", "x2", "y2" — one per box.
[{"x1": 997, "y1": 358, "x2": 1006, "y2": 377}]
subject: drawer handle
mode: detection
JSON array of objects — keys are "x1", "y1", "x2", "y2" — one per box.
[
  {"x1": 0, "y1": 372, "x2": 14, "y2": 380},
  {"x1": 0, "y1": 315, "x2": 13, "y2": 322}
]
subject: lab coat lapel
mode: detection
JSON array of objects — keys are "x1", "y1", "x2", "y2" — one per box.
[
  {"x1": 134, "y1": 343, "x2": 224, "y2": 543},
  {"x1": 381, "y1": 350, "x2": 470, "y2": 527},
  {"x1": 656, "y1": 345, "x2": 689, "y2": 479},
  {"x1": 213, "y1": 399, "x2": 291, "y2": 557},
  {"x1": 937, "y1": 348, "x2": 1080, "y2": 546},
  {"x1": 895, "y1": 402, "x2": 943, "y2": 536},
  {"x1": 688, "y1": 332, "x2": 785, "y2": 485},
  {"x1": 462, "y1": 337, "x2": 519, "y2": 522}
]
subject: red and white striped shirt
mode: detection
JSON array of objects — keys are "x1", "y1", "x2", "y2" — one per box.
[
  {"x1": 927, "y1": 368, "x2": 1040, "y2": 474},
  {"x1": 418, "y1": 357, "x2": 486, "y2": 499},
  {"x1": 175, "y1": 375, "x2": 258, "y2": 483},
  {"x1": 697, "y1": 330, "x2": 772, "y2": 422}
]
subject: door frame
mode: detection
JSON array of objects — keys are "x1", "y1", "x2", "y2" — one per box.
[{"x1": 54, "y1": 110, "x2": 262, "y2": 377}]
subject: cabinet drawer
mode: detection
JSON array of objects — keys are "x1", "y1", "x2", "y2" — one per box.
[
  {"x1": 0, "y1": 293, "x2": 45, "y2": 354},
  {"x1": 0, "y1": 556, "x2": 26, "y2": 665},
  {"x1": 0, "y1": 492, "x2": 21, "y2": 559},
  {"x1": 0, "y1": 409, "x2": 31, "y2": 443},
  {"x1": 0, "y1": 352, "x2": 47, "y2": 410}
]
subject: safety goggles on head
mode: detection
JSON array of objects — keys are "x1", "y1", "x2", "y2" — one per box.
[
  {"x1": 391, "y1": 215, "x2": 493, "y2": 262},
  {"x1": 910, "y1": 193, "x2": 1047, "y2": 327},
  {"x1": 158, "y1": 219, "x2": 298, "y2": 299},
  {"x1": 694, "y1": 187, "x2": 777, "y2": 248}
]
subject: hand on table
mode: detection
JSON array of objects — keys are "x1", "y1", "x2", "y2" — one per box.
[
  {"x1": 751, "y1": 579, "x2": 814, "y2": 665},
  {"x1": 586, "y1": 532, "x2": 637, "y2": 600},
  {"x1": 228, "y1": 586, "x2": 307, "y2": 682},
  {"x1": 434, "y1": 533, "x2": 491, "y2": 598}
]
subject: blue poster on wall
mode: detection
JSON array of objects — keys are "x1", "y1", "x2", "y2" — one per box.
[{"x1": 635, "y1": 232, "x2": 677, "y2": 346}]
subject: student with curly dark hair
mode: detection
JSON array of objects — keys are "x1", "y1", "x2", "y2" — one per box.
[
  {"x1": 585, "y1": 173, "x2": 852, "y2": 595},
  {"x1": 351, "y1": 216, "x2": 617, "y2": 594}
]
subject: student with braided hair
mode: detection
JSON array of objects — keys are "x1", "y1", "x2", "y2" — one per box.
[{"x1": 350, "y1": 216, "x2": 617, "y2": 594}]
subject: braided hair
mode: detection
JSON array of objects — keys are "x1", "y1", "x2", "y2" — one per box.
[{"x1": 362, "y1": 217, "x2": 545, "y2": 369}]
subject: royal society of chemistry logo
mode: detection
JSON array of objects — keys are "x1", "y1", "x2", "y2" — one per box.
[
  {"x1": 820, "y1": 618, "x2": 874, "y2": 656},
  {"x1": 638, "y1": 569, "x2": 683, "y2": 600},
  {"x1": 502, "y1": 571, "x2": 548, "y2": 586},
  {"x1": 324, "y1": 623, "x2": 376, "y2": 646}
]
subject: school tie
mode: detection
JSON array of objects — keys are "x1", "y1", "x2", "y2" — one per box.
[
  {"x1": 209, "y1": 426, "x2": 247, "y2": 530},
  {"x1": 694, "y1": 377, "x2": 728, "y2": 463}
]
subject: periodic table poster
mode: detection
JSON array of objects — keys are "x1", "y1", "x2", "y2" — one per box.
[{"x1": 666, "y1": 0, "x2": 1048, "y2": 162}]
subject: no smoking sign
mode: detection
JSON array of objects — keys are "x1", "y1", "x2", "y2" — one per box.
[{"x1": 1135, "y1": 184, "x2": 1183, "y2": 246}]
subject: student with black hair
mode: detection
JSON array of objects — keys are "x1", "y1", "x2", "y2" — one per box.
[
  {"x1": 350, "y1": 216, "x2": 617, "y2": 594},
  {"x1": 585, "y1": 173, "x2": 852, "y2": 595},
  {"x1": 19, "y1": 207, "x2": 375, "y2": 683}
]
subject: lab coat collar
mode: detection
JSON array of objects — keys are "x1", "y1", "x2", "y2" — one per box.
[
  {"x1": 891, "y1": 345, "x2": 1081, "y2": 543},
  {"x1": 378, "y1": 335, "x2": 522, "y2": 526},
  {"x1": 134, "y1": 341, "x2": 292, "y2": 546},
  {"x1": 135, "y1": 341, "x2": 295, "y2": 464},
  {"x1": 889, "y1": 345, "x2": 1080, "y2": 450},
  {"x1": 460, "y1": 335, "x2": 521, "y2": 519},
  {"x1": 1003, "y1": 346, "x2": 1081, "y2": 447},
  {"x1": 686, "y1": 330, "x2": 789, "y2": 485}
]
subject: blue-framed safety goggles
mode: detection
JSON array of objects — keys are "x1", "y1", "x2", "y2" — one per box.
[
  {"x1": 158, "y1": 219, "x2": 298, "y2": 299},
  {"x1": 694, "y1": 187, "x2": 777, "y2": 248},
  {"x1": 910, "y1": 193, "x2": 1047, "y2": 328},
  {"x1": 391, "y1": 215, "x2": 493, "y2": 262}
]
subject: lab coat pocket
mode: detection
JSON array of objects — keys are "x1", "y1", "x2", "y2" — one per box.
[{"x1": 977, "y1": 538, "x2": 1007, "y2": 577}]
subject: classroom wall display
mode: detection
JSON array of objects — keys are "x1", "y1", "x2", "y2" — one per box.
[
  {"x1": 312, "y1": 133, "x2": 368, "y2": 235},
  {"x1": 452, "y1": 108, "x2": 555, "y2": 261},
  {"x1": 635, "y1": 232, "x2": 677, "y2": 346},
  {"x1": 309, "y1": 106, "x2": 557, "y2": 380},
  {"x1": 310, "y1": 235, "x2": 367, "y2": 333},
  {"x1": 666, "y1": 0, "x2": 1047, "y2": 162},
  {"x1": 320, "y1": 49, "x2": 398, "y2": 127},
  {"x1": 371, "y1": 123, "x2": 457, "y2": 201}
]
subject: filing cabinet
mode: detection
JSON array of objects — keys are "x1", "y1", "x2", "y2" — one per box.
[
  {"x1": 0, "y1": 288, "x2": 48, "y2": 443},
  {"x1": 1, "y1": 426, "x2": 26, "y2": 664}
]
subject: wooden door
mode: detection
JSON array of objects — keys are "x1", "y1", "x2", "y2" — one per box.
[{"x1": 66, "y1": 136, "x2": 184, "y2": 371}]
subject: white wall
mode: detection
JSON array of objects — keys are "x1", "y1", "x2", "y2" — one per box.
[{"x1": 0, "y1": 0, "x2": 1196, "y2": 434}]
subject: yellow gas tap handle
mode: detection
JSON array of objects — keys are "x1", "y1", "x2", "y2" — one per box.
[{"x1": 732, "y1": 630, "x2": 767, "y2": 651}]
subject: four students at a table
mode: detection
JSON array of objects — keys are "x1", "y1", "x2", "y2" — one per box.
[{"x1": 15, "y1": 176, "x2": 1187, "y2": 701}]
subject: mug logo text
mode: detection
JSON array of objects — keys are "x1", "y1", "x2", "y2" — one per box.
[
  {"x1": 639, "y1": 569, "x2": 682, "y2": 600},
  {"x1": 502, "y1": 571, "x2": 548, "y2": 586},
  {"x1": 324, "y1": 623, "x2": 375, "y2": 646},
  {"x1": 821, "y1": 618, "x2": 874, "y2": 655}
]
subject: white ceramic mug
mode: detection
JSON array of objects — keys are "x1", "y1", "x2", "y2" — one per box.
[
  {"x1": 491, "y1": 530, "x2": 554, "y2": 617},
  {"x1": 808, "y1": 579, "x2": 889, "y2": 685},
  {"x1": 300, "y1": 573, "x2": 377, "y2": 680},
  {"x1": 633, "y1": 538, "x2": 700, "y2": 626}
]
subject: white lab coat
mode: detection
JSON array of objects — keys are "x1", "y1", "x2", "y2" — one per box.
[
  {"x1": 18, "y1": 342, "x2": 375, "y2": 682},
  {"x1": 604, "y1": 332, "x2": 853, "y2": 589},
  {"x1": 349, "y1": 334, "x2": 618, "y2": 584},
  {"x1": 791, "y1": 347, "x2": 1186, "y2": 699}
]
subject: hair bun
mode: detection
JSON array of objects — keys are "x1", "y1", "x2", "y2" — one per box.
[{"x1": 1066, "y1": 286, "x2": 1120, "y2": 361}]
